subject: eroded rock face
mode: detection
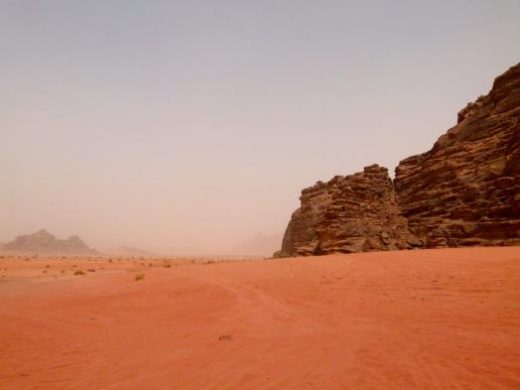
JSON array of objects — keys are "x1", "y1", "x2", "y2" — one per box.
[
  {"x1": 394, "y1": 64, "x2": 520, "y2": 247},
  {"x1": 275, "y1": 165, "x2": 420, "y2": 257},
  {"x1": 3, "y1": 229, "x2": 97, "y2": 255},
  {"x1": 276, "y1": 63, "x2": 519, "y2": 257}
]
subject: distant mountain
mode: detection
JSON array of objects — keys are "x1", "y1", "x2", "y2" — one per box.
[
  {"x1": 104, "y1": 246, "x2": 156, "y2": 257},
  {"x1": 231, "y1": 234, "x2": 282, "y2": 256},
  {"x1": 3, "y1": 229, "x2": 97, "y2": 255}
]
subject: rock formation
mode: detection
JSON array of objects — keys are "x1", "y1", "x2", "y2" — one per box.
[
  {"x1": 276, "y1": 63, "x2": 519, "y2": 257},
  {"x1": 394, "y1": 63, "x2": 520, "y2": 247},
  {"x1": 3, "y1": 229, "x2": 97, "y2": 255},
  {"x1": 275, "y1": 165, "x2": 420, "y2": 257}
]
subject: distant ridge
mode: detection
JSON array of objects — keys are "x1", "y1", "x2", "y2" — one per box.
[
  {"x1": 231, "y1": 234, "x2": 282, "y2": 256},
  {"x1": 3, "y1": 229, "x2": 97, "y2": 255},
  {"x1": 104, "y1": 246, "x2": 156, "y2": 257}
]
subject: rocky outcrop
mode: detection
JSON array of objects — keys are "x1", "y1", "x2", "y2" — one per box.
[
  {"x1": 394, "y1": 64, "x2": 520, "y2": 247},
  {"x1": 276, "y1": 63, "x2": 519, "y2": 257},
  {"x1": 275, "y1": 165, "x2": 420, "y2": 257},
  {"x1": 3, "y1": 229, "x2": 97, "y2": 255}
]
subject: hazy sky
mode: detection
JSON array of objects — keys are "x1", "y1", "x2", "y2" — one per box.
[{"x1": 1, "y1": 0, "x2": 519, "y2": 254}]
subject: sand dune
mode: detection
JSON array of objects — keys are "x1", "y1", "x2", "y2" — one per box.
[{"x1": 1, "y1": 247, "x2": 519, "y2": 389}]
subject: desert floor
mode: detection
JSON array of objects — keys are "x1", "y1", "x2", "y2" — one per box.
[{"x1": 1, "y1": 247, "x2": 519, "y2": 389}]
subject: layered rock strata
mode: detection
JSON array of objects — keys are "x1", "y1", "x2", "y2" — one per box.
[
  {"x1": 275, "y1": 165, "x2": 420, "y2": 257},
  {"x1": 394, "y1": 64, "x2": 520, "y2": 247},
  {"x1": 276, "y1": 63, "x2": 519, "y2": 257}
]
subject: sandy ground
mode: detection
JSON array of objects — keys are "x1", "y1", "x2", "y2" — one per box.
[{"x1": 0, "y1": 247, "x2": 519, "y2": 389}]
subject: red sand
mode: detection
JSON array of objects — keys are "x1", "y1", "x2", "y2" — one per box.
[{"x1": 1, "y1": 247, "x2": 519, "y2": 389}]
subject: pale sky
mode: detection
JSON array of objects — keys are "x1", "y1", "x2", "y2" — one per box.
[{"x1": 1, "y1": 0, "x2": 519, "y2": 254}]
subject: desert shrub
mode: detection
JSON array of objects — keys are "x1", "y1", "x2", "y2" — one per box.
[{"x1": 135, "y1": 273, "x2": 145, "y2": 281}]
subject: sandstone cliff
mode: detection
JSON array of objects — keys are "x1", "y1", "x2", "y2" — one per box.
[
  {"x1": 275, "y1": 165, "x2": 420, "y2": 257},
  {"x1": 3, "y1": 229, "x2": 97, "y2": 255},
  {"x1": 276, "y1": 63, "x2": 519, "y2": 257},
  {"x1": 394, "y1": 63, "x2": 520, "y2": 247}
]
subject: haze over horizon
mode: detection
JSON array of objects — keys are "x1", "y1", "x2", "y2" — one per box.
[{"x1": 2, "y1": 0, "x2": 519, "y2": 255}]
